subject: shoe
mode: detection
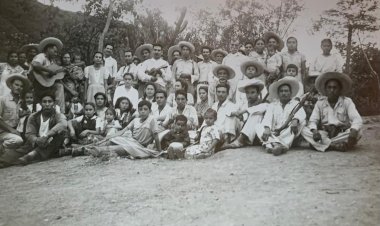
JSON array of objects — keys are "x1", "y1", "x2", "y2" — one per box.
[
  {"x1": 59, "y1": 148, "x2": 72, "y2": 157},
  {"x1": 71, "y1": 147, "x2": 85, "y2": 157},
  {"x1": 272, "y1": 144, "x2": 287, "y2": 156}
]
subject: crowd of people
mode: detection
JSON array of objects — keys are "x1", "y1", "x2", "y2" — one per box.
[{"x1": 0, "y1": 32, "x2": 363, "y2": 168}]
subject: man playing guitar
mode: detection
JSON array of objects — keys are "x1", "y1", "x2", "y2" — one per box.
[{"x1": 31, "y1": 37, "x2": 66, "y2": 112}]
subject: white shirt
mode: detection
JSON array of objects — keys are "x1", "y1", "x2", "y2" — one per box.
[
  {"x1": 116, "y1": 63, "x2": 138, "y2": 82},
  {"x1": 212, "y1": 99, "x2": 238, "y2": 128},
  {"x1": 104, "y1": 56, "x2": 117, "y2": 78},
  {"x1": 113, "y1": 85, "x2": 139, "y2": 107},
  {"x1": 151, "y1": 103, "x2": 172, "y2": 122},
  {"x1": 137, "y1": 58, "x2": 171, "y2": 87},
  {"x1": 39, "y1": 115, "x2": 50, "y2": 137},
  {"x1": 261, "y1": 99, "x2": 306, "y2": 130},
  {"x1": 197, "y1": 60, "x2": 217, "y2": 82},
  {"x1": 172, "y1": 58, "x2": 199, "y2": 83},
  {"x1": 310, "y1": 53, "x2": 344, "y2": 74}
]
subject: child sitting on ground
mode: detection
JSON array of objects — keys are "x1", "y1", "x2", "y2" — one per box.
[
  {"x1": 161, "y1": 115, "x2": 191, "y2": 159},
  {"x1": 284, "y1": 64, "x2": 304, "y2": 99},
  {"x1": 66, "y1": 95, "x2": 83, "y2": 120},
  {"x1": 184, "y1": 108, "x2": 220, "y2": 159},
  {"x1": 17, "y1": 90, "x2": 41, "y2": 138},
  {"x1": 114, "y1": 96, "x2": 137, "y2": 128},
  {"x1": 98, "y1": 108, "x2": 122, "y2": 137},
  {"x1": 67, "y1": 102, "x2": 101, "y2": 145}
]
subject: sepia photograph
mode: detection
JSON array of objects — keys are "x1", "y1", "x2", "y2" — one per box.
[{"x1": 0, "y1": 0, "x2": 379, "y2": 225}]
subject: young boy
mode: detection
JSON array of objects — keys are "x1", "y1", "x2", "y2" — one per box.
[
  {"x1": 161, "y1": 115, "x2": 191, "y2": 159},
  {"x1": 284, "y1": 64, "x2": 304, "y2": 99},
  {"x1": 236, "y1": 60, "x2": 266, "y2": 108}
]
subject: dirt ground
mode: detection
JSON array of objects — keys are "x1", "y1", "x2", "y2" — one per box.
[{"x1": 1, "y1": 117, "x2": 380, "y2": 226}]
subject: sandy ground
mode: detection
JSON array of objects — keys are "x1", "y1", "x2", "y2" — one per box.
[{"x1": 1, "y1": 117, "x2": 380, "y2": 226}]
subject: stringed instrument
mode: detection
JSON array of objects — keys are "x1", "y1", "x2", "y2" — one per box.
[
  {"x1": 33, "y1": 63, "x2": 84, "y2": 87},
  {"x1": 145, "y1": 65, "x2": 168, "y2": 77},
  {"x1": 33, "y1": 64, "x2": 67, "y2": 87}
]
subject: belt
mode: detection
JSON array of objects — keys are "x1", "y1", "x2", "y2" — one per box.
[{"x1": 198, "y1": 81, "x2": 209, "y2": 85}]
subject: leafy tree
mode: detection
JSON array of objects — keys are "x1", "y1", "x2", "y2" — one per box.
[{"x1": 313, "y1": 0, "x2": 379, "y2": 73}]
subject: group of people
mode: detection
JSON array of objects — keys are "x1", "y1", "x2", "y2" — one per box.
[{"x1": 0, "y1": 32, "x2": 363, "y2": 168}]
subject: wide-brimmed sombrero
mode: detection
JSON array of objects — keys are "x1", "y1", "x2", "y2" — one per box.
[
  {"x1": 315, "y1": 72, "x2": 352, "y2": 96},
  {"x1": 238, "y1": 79, "x2": 265, "y2": 93},
  {"x1": 212, "y1": 65, "x2": 235, "y2": 80},
  {"x1": 269, "y1": 76, "x2": 299, "y2": 99},
  {"x1": 263, "y1": 32, "x2": 284, "y2": 51},
  {"x1": 20, "y1": 43, "x2": 39, "y2": 53},
  {"x1": 211, "y1": 49, "x2": 228, "y2": 61},
  {"x1": 135, "y1": 44, "x2": 153, "y2": 60},
  {"x1": 38, "y1": 37, "x2": 63, "y2": 52},
  {"x1": 6, "y1": 74, "x2": 31, "y2": 91},
  {"x1": 240, "y1": 60, "x2": 265, "y2": 77},
  {"x1": 168, "y1": 45, "x2": 181, "y2": 63},
  {"x1": 178, "y1": 41, "x2": 195, "y2": 53}
]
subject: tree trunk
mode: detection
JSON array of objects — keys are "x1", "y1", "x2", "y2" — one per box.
[
  {"x1": 345, "y1": 25, "x2": 353, "y2": 74},
  {"x1": 98, "y1": 0, "x2": 114, "y2": 52}
]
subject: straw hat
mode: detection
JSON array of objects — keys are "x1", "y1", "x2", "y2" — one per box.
[
  {"x1": 38, "y1": 37, "x2": 63, "y2": 52},
  {"x1": 168, "y1": 45, "x2": 181, "y2": 63},
  {"x1": 211, "y1": 49, "x2": 228, "y2": 61},
  {"x1": 20, "y1": 43, "x2": 39, "y2": 53},
  {"x1": 315, "y1": 72, "x2": 352, "y2": 96},
  {"x1": 212, "y1": 65, "x2": 235, "y2": 80},
  {"x1": 238, "y1": 79, "x2": 265, "y2": 93},
  {"x1": 178, "y1": 41, "x2": 195, "y2": 53},
  {"x1": 6, "y1": 74, "x2": 31, "y2": 91},
  {"x1": 263, "y1": 31, "x2": 284, "y2": 51},
  {"x1": 135, "y1": 44, "x2": 153, "y2": 60},
  {"x1": 268, "y1": 76, "x2": 299, "y2": 99},
  {"x1": 240, "y1": 60, "x2": 265, "y2": 77}
]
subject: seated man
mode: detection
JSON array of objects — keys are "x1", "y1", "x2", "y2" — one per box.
[
  {"x1": 301, "y1": 72, "x2": 362, "y2": 152},
  {"x1": 256, "y1": 77, "x2": 306, "y2": 156},
  {"x1": 151, "y1": 89, "x2": 172, "y2": 132},
  {"x1": 222, "y1": 79, "x2": 267, "y2": 149},
  {"x1": 0, "y1": 91, "x2": 67, "y2": 167},
  {"x1": 0, "y1": 74, "x2": 27, "y2": 158},
  {"x1": 211, "y1": 83, "x2": 240, "y2": 144}
]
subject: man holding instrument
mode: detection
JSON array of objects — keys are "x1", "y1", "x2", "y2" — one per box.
[
  {"x1": 256, "y1": 76, "x2": 306, "y2": 156},
  {"x1": 31, "y1": 37, "x2": 65, "y2": 111},
  {"x1": 301, "y1": 72, "x2": 362, "y2": 152},
  {"x1": 137, "y1": 43, "x2": 171, "y2": 92}
]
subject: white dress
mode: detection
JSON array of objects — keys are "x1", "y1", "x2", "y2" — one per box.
[{"x1": 185, "y1": 124, "x2": 220, "y2": 159}]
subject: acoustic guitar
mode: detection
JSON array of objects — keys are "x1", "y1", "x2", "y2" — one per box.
[{"x1": 33, "y1": 64, "x2": 67, "y2": 87}]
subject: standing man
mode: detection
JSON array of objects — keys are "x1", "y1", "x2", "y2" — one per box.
[
  {"x1": 0, "y1": 74, "x2": 28, "y2": 159},
  {"x1": 31, "y1": 37, "x2": 65, "y2": 112},
  {"x1": 197, "y1": 46, "x2": 217, "y2": 103},
  {"x1": 135, "y1": 44, "x2": 155, "y2": 97},
  {"x1": 211, "y1": 49, "x2": 228, "y2": 65},
  {"x1": 301, "y1": 72, "x2": 362, "y2": 152},
  {"x1": 222, "y1": 39, "x2": 250, "y2": 102},
  {"x1": 256, "y1": 77, "x2": 306, "y2": 156},
  {"x1": 103, "y1": 43, "x2": 117, "y2": 79},
  {"x1": 212, "y1": 83, "x2": 240, "y2": 145},
  {"x1": 244, "y1": 41, "x2": 254, "y2": 55},
  {"x1": 137, "y1": 43, "x2": 171, "y2": 92},
  {"x1": 116, "y1": 49, "x2": 138, "y2": 87},
  {"x1": 172, "y1": 41, "x2": 199, "y2": 97}
]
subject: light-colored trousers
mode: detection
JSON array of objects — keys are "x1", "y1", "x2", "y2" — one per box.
[
  {"x1": 301, "y1": 127, "x2": 362, "y2": 152},
  {"x1": 256, "y1": 123, "x2": 305, "y2": 149}
]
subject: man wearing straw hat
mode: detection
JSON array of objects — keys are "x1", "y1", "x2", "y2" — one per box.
[
  {"x1": 256, "y1": 76, "x2": 306, "y2": 156},
  {"x1": 135, "y1": 43, "x2": 155, "y2": 97},
  {"x1": 0, "y1": 74, "x2": 29, "y2": 164},
  {"x1": 137, "y1": 43, "x2": 171, "y2": 92},
  {"x1": 172, "y1": 41, "x2": 199, "y2": 96},
  {"x1": 221, "y1": 79, "x2": 268, "y2": 149},
  {"x1": 167, "y1": 45, "x2": 181, "y2": 66},
  {"x1": 31, "y1": 37, "x2": 65, "y2": 111},
  {"x1": 211, "y1": 48, "x2": 228, "y2": 65},
  {"x1": 196, "y1": 46, "x2": 217, "y2": 102},
  {"x1": 301, "y1": 72, "x2": 362, "y2": 152}
]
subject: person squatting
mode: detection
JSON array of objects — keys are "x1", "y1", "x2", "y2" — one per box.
[{"x1": 0, "y1": 35, "x2": 362, "y2": 168}]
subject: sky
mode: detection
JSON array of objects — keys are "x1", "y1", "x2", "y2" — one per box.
[{"x1": 39, "y1": 0, "x2": 380, "y2": 61}]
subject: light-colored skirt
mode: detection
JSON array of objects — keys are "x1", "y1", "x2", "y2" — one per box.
[{"x1": 87, "y1": 84, "x2": 105, "y2": 104}]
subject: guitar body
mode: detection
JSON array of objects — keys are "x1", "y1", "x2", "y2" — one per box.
[{"x1": 33, "y1": 64, "x2": 66, "y2": 87}]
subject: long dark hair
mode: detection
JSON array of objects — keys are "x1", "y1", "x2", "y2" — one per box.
[
  {"x1": 143, "y1": 82, "x2": 157, "y2": 102},
  {"x1": 115, "y1": 96, "x2": 134, "y2": 113}
]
